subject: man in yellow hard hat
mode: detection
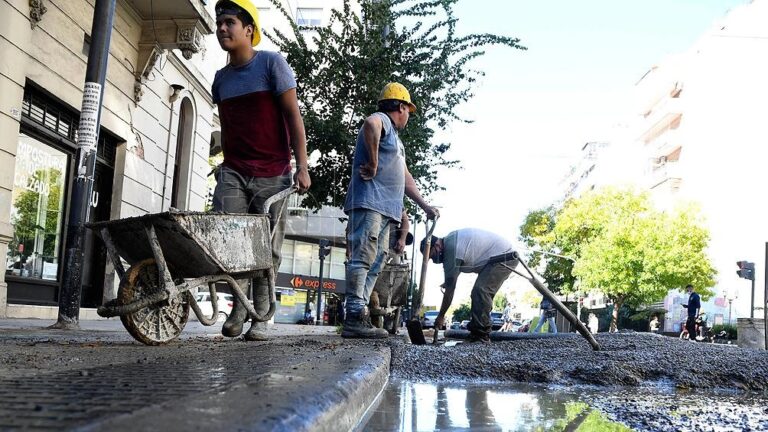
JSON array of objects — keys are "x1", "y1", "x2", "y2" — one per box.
[
  {"x1": 212, "y1": 0, "x2": 311, "y2": 341},
  {"x1": 341, "y1": 83, "x2": 438, "y2": 339}
]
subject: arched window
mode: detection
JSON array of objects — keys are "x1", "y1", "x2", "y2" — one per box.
[{"x1": 171, "y1": 97, "x2": 195, "y2": 210}]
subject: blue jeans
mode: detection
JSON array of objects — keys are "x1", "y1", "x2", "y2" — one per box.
[
  {"x1": 532, "y1": 310, "x2": 557, "y2": 334},
  {"x1": 345, "y1": 209, "x2": 392, "y2": 316}
]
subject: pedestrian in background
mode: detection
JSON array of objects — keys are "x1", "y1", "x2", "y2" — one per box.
[
  {"x1": 588, "y1": 312, "x2": 599, "y2": 334},
  {"x1": 649, "y1": 315, "x2": 660, "y2": 333},
  {"x1": 532, "y1": 296, "x2": 558, "y2": 334},
  {"x1": 500, "y1": 301, "x2": 514, "y2": 332},
  {"x1": 682, "y1": 284, "x2": 701, "y2": 341},
  {"x1": 212, "y1": 0, "x2": 311, "y2": 341},
  {"x1": 342, "y1": 83, "x2": 438, "y2": 339}
]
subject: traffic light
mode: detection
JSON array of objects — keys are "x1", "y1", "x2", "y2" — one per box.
[
  {"x1": 736, "y1": 260, "x2": 755, "y2": 280},
  {"x1": 318, "y1": 239, "x2": 331, "y2": 258}
]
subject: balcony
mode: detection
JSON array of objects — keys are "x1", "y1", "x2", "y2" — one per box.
[
  {"x1": 639, "y1": 97, "x2": 682, "y2": 144},
  {"x1": 123, "y1": 0, "x2": 215, "y2": 102},
  {"x1": 648, "y1": 160, "x2": 682, "y2": 189}
]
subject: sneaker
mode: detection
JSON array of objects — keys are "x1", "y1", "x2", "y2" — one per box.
[{"x1": 342, "y1": 314, "x2": 389, "y2": 339}]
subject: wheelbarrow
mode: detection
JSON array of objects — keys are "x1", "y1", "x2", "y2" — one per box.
[
  {"x1": 369, "y1": 260, "x2": 410, "y2": 335},
  {"x1": 89, "y1": 187, "x2": 295, "y2": 345}
]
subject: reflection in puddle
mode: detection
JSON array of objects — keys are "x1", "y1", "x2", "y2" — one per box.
[{"x1": 362, "y1": 380, "x2": 629, "y2": 431}]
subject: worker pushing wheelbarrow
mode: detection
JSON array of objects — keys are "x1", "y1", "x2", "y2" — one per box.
[{"x1": 89, "y1": 187, "x2": 295, "y2": 345}]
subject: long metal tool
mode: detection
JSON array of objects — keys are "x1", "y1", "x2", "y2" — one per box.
[
  {"x1": 406, "y1": 217, "x2": 438, "y2": 345},
  {"x1": 489, "y1": 252, "x2": 600, "y2": 350}
]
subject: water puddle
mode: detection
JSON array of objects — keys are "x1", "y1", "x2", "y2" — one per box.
[
  {"x1": 361, "y1": 380, "x2": 768, "y2": 431},
  {"x1": 361, "y1": 380, "x2": 629, "y2": 431}
]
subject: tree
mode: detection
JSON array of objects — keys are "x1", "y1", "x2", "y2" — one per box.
[
  {"x1": 555, "y1": 188, "x2": 716, "y2": 331},
  {"x1": 493, "y1": 292, "x2": 507, "y2": 311},
  {"x1": 449, "y1": 302, "x2": 471, "y2": 322},
  {"x1": 519, "y1": 207, "x2": 575, "y2": 293},
  {"x1": 266, "y1": 0, "x2": 526, "y2": 211}
]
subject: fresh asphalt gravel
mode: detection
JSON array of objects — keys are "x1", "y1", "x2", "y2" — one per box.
[{"x1": 388, "y1": 331, "x2": 768, "y2": 431}]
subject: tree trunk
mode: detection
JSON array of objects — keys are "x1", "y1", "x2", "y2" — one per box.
[{"x1": 610, "y1": 299, "x2": 623, "y2": 332}]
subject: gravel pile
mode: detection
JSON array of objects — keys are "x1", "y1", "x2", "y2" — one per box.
[
  {"x1": 389, "y1": 333, "x2": 768, "y2": 431},
  {"x1": 389, "y1": 332, "x2": 768, "y2": 389}
]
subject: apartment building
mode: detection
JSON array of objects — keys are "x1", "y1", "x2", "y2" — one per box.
[{"x1": 633, "y1": 0, "x2": 768, "y2": 331}]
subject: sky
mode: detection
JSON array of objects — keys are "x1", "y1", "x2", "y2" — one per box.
[{"x1": 417, "y1": 0, "x2": 752, "y2": 307}]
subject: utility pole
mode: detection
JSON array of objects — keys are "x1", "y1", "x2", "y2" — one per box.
[{"x1": 53, "y1": 0, "x2": 117, "y2": 329}]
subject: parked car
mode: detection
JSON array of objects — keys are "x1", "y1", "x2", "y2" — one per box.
[
  {"x1": 490, "y1": 312, "x2": 504, "y2": 330},
  {"x1": 510, "y1": 319, "x2": 530, "y2": 332},
  {"x1": 192, "y1": 293, "x2": 234, "y2": 321},
  {"x1": 450, "y1": 321, "x2": 462, "y2": 330},
  {"x1": 460, "y1": 320, "x2": 470, "y2": 329},
  {"x1": 422, "y1": 310, "x2": 444, "y2": 329}
]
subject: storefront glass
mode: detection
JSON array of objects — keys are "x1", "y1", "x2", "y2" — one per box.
[{"x1": 6, "y1": 134, "x2": 68, "y2": 281}]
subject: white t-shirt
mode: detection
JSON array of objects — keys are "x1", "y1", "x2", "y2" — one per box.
[{"x1": 443, "y1": 228, "x2": 515, "y2": 279}]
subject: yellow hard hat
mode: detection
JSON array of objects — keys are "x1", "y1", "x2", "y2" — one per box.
[
  {"x1": 379, "y1": 82, "x2": 417, "y2": 113},
  {"x1": 216, "y1": 0, "x2": 261, "y2": 47}
]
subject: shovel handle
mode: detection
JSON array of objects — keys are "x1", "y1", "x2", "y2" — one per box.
[{"x1": 413, "y1": 217, "x2": 438, "y2": 319}]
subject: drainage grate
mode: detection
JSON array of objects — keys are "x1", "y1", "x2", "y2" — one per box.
[{"x1": 0, "y1": 345, "x2": 299, "y2": 430}]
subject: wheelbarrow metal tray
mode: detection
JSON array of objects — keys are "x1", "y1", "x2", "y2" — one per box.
[
  {"x1": 89, "y1": 212, "x2": 272, "y2": 278},
  {"x1": 372, "y1": 262, "x2": 410, "y2": 307}
]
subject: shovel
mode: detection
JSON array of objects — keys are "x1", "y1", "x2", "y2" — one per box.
[{"x1": 406, "y1": 216, "x2": 438, "y2": 345}]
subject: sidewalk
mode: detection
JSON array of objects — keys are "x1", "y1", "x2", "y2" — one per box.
[{"x1": 0, "y1": 318, "x2": 390, "y2": 431}]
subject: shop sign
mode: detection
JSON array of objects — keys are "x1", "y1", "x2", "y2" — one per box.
[{"x1": 276, "y1": 273, "x2": 346, "y2": 294}]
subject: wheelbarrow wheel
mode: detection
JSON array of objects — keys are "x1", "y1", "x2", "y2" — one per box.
[{"x1": 118, "y1": 259, "x2": 189, "y2": 345}]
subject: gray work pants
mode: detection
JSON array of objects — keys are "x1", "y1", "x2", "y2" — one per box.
[
  {"x1": 467, "y1": 260, "x2": 516, "y2": 337},
  {"x1": 213, "y1": 165, "x2": 291, "y2": 318}
]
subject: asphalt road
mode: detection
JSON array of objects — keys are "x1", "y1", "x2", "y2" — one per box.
[{"x1": 2, "y1": 320, "x2": 768, "y2": 431}]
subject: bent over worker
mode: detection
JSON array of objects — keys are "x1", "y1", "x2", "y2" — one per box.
[{"x1": 422, "y1": 228, "x2": 518, "y2": 343}]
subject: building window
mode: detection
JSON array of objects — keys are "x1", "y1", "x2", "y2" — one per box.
[
  {"x1": 296, "y1": 8, "x2": 322, "y2": 27},
  {"x1": 7, "y1": 134, "x2": 68, "y2": 280}
]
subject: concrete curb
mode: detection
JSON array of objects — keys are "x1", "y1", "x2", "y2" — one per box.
[{"x1": 79, "y1": 345, "x2": 390, "y2": 432}]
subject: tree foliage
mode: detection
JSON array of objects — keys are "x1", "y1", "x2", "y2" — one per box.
[
  {"x1": 265, "y1": 0, "x2": 526, "y2": 211},
  {"x1": 449, "y1": 302, "x2": 471, "y2": 322},
  {"x1": 520, "y1": 187, "x2": 716, "y2": 330},
  {"x1": 519, "y1": 207, "x2": 575, "y2": 293},
  {"x1": 493, "y1": 292, "x2": 508, "y2": 311}
]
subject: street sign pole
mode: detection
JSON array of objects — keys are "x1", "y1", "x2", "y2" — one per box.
[
  {"x1": 54, "y1": 0, "x2": 117, "y2": 329},
  {"x1": 316, "y1": 239, "x2": 330, "y2": 326}
]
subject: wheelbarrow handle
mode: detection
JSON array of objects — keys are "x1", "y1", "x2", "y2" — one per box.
[{"x1": 262, "y1": 186, "x2": 298, "y2": 215}]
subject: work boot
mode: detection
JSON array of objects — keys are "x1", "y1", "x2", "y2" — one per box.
[
  {"x1": 342, "y1": 309, "x2": 389, "y2": 339},
  {"x1": 222, "y1": 297, "x2": 248, "y2": 337},
  {"x1": 244, "y1": 321, "x2": 269, "y2": 341},
  {"x1": 243, "y1": 277, "x2": 271, "y2": 341}
]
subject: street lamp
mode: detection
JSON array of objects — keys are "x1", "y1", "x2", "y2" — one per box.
[{"x1": 726, "y1": 289, "x2": 738, "y2": 325}]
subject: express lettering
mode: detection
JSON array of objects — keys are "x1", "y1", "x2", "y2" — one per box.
[{"x1": 302, "y1": 279, "x2": 336, "y2": 290}]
